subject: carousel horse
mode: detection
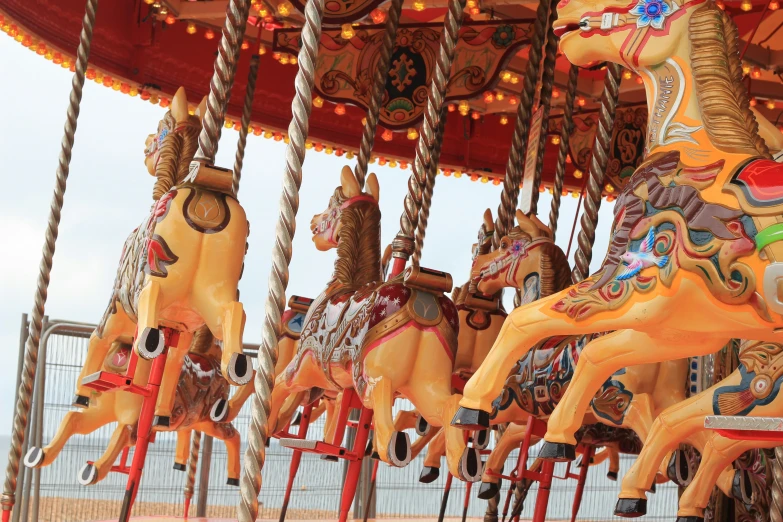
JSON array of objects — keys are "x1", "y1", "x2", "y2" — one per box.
[
  {"x1": 453, "y1": 2, "x2": 783, "y2": 504},
  {"x1": 447, "y1": 210, "x2": 727, "y2": 497},
  {"x1": 618, "y1": 339, "x2": 783, "y2": 520},
  {"x1": 24, "y1": 326, "x2": 251, "y2": 486},
  {"x1": 70, "y1": 87, "x2": 251, "y2": 428},
  {"x1": 268, "y1": 166, "x2": 481, "y2": 480}
]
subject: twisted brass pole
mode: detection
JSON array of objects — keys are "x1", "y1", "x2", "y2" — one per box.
[
  {"x1": 772, "y1": 447, "x2": 783, "y2": 522},
  {"x1": 1, "y1": 0, "x2": 98, "y2": 516},
  {"x1": 355, "y1": 0, "x2": 403, "y2": 188},
  {"x1": 528, "y1": 15, "x2": 559, "y2": 217},
  {"x1": 411, "y1": 115, "x2": 447, "y2": 267},
  {"x1": 390, "y1": 0, "x2": 467, "y2": 270},
  {"x1": 570, "y1": 63, "x2": 622, "y2": 284},
  {"x1": 233, "y1": 54, "x2": 261, "y2": 194},
  {"x1": 184, "y1": 431, "x2": 202, "y2": 514},
  {"x1": 492, "y1": 0, "x2": 555, "y2": 249},
  {"x1": 238, "y1": 0, "x2": 325, "y2": 519},
  {"x1": 194, "y1": 0, "x2": 251, "y2": 164},
  {"x1": 548, "y1": 65, "x2": 579, "y2": 241}
]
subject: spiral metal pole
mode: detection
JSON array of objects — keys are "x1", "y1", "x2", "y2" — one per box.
[
  {"x1": 411, "y1": 115, "x2": 447, "y2": 267},
  {"x1": 491, "y1": 0, "x2": 555, "y2": 249},
  {"x1": 183, "y1": 431, "x2": 201, "y2": 513},
  {"x1": 528, "y1": 14, "x2": 559, "y2": 217},
  {"x1": 238, "y1": 0, "x2": 325, "y2": 519},
  {"x1": 548, "y1": 65, "x2": 579, "y2": 241},
  {"x1": 772, "y1": 447, "x2": 783, "y2": 522},
  {"x1": 570, "y1": 63, "x2": 622, "y2": 284},
  {"x1": 390, "y1": 0, "x2": 467, "y2": 270},
  {"x1": 1, "y1": 0, "x2": 98, "y2": 516},
  {"x1": 233, "y1": 54, "x2": 261, "y2": 195},
  {"x1": 355, "y1": 0, "x2": 403, "y2": 188},
  {"x1": 193, "y1": 0, "x2": 251, "y2": 165}
]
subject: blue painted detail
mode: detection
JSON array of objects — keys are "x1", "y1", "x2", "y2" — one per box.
[{"x1": 712, "y1": 365, "x2": 783, "y2": 416}]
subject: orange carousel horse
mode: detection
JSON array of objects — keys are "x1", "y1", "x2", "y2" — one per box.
[
  {"x1": 452, "y1": 5, "x2": 783, "y2": 514},
  {"x1": 69, "y1": 87, "x2": 251, "y2": 428},
  {"x1": 24, "y1": 326, "x2": 251, "y2": 486},
  {"x1": 268, "y1": 166, "x2": 480, "y2": 480}
]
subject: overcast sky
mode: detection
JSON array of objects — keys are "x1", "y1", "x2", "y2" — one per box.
[{"x1": 0, "y1": 36, "x2": 614, "y2": 434}]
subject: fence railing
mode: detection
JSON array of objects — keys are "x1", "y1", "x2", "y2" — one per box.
[{"x1": 10, "y1": 314, "x2": 680, "y2": 521}]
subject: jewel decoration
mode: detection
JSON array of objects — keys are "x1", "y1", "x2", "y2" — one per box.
[{"x1": 630, "y1": 0, "x2": 673, "y2": 29}]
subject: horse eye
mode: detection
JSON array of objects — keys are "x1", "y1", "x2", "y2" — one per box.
[{"x1": 501, "y1": 241, "x2": 508, "y2": 249}]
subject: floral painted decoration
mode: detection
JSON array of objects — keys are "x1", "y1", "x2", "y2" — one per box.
[{"x1": 631, "y1": 0, "x2": 673, "y2": 30}]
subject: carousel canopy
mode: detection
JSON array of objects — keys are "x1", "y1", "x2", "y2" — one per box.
[{"x1": 3, "y1": 0, "x2": 782, "y2": 196}]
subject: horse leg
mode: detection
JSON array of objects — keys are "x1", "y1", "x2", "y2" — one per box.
[
  {"x1": 419, "y1": 429, "x2": 446, "y2": 483},
  {"x1": 274, "y1": 392, "x2": 306, "y2": 433},
  {"x1": 323, "y1": 397, "x2": 338, "y2": 442},
  {"x1": 393, "y1": 410, "x2": 419, "y2": 432},
  {"x1": 197, "y1": 294, "x2": 251, "y2": 386},
  {"x1": 544, "y1": 330, "x2": 726, "y2": 450},
  {"x1": 78, "y1": 423, "x2": 134, "y2": 485},
  {"x1": 24, "y1": 399, "x2": 114, "y2": 469},
  {"x1": 73, "y1": 308, "x2": 135, "y2": 407},
  {"x1": 607, "y1": 446, "x2": 620, "y2": 481},
  {"x1": 479, "y1": 423, "x2": 530, "y2": 500},
  {"x1": 173, "y1": 428, "x2": 192, "y2": 471},
  {"x1": 196, "y1": 420, "x2": 241, "y2": 486},
  {"x1": 411, "y1": 427, "x2": 439, "y2": 460},
  {"x1": 153, "y1": 331, "x2": 194, "y2": 427},
  {"x1": 133, "y1": 279, "x2": 168, "y2": 361},
  {"x1": 214, "y1": 377, "x2": 255, "y2": 424},
  {"x1": 368, "y1": 375, "x2": 410, "y2": 467}
]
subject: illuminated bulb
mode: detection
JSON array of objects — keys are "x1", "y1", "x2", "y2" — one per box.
[
  {"x1": 165, "y1": 14, "x2": 176, "y2": 24},
  {"x1": 413, "y1": 0, "x2": 426, "y2": 10},
  {"x1": 407, "y1": 128, "x2": 419, "y2": 140},
  {"x1": 750, "y1": 97, "x2": 758, "y2": 107},
  {"x1": 144, "y1": 0, "x2": 154, "y2": 4},
  {"x1": 159, "y1": 6, "x2": 167, "y2": 13},
  {"x1": 574, "y1": 169, "x2": 583, "y2": 179},
  {"x1": 447, "y1": 103, "x2": 456, "y2": 112},
  {"x1": 481, "y1": 176, "x2": 489, "y2": 184},
  {"x1": 152, "y1": 1, "x2": 161, "y2": 7},
  {"x1": 469, "y1": 7, "x2": 480, "y2": 14},
  {"x1": 241, "y1": 40, "x2": 250, "y2": 50},
  {"x1": 552, "y1": 88, "x2": 560, "y2": 98},
  {"x1": 623, "y1": 69, "x2": 632, "y2": 80},
  {"x1": 341, "y1": 23, "x2": 355, "y2": 39},
  {"x1": 492, "y1": 179, "x2": 500, "y2": 186},
  {"x1": 334, "y1": 103, "x2": 346, "y2": 115},
  {"x1": 273, "y1": 52, "x2": 281, "y2": 60},
  {"x1": 471, "y1": 111, "x2": 481, "y2": 120},
  {"x1": 501, "y1": 71, "x2": 512, "y2": 83},
  {"x1": 454, "y1": 171, "x2": 463, "y2": 178},
  {"x1": 751, "y1": 66, "x2": 762, "y2": 79},
  {"x1": 205, "y1": 29, "x2": 215, "y2": 40},
  {"x1": 577, "y1": 96, "x2": 586, "y2": 107},
  {"x1": 305, "y1": 141, "x2": 313, "y2": 149},
  {"x1": 370, "y1": 9, "x2": 387, "y2": 23},
  {"x1": 258, "y1": 45, "x2": 267, "y2": 55},
  {"x1": 458, "y1": 100, "x2": 470, "y2": 116},
  {"x1": 378, "y1": 157, "x2": 387, "y2": 166},
  {"x1": 186, "y1": 22, "x2": 197, "y2": 35},
  {"x1": 382, "y1": 128, "x2": 393, "y2": 141},
  {"x1": 290, "y1": 56, "x2": 297, "y2": 65},
  {"x1": 562, "y1": 189, "x2": 569, "y2": 196},
  {"x1": 483, "y1": 91, "x2": 495, "y2": 103},
  {"x1": 605, "y1": 184, "x2": 614, "y2": 193},
  {"x1": 225, "y1": 120, "x2": 234, "y2": 129},
  {"x1": 264, "y1": 130, "x2": 273, "y2": 139},
  {"x1": 767, "y1": 99, "x2": 777, "y2": 110},
  {"x1": 508, "y1": 95, "x2": 518, "y2": 105},
  {"x1": 607, "y1": 195, "x2": 615, "y2": 202},
  {"x1": 741, "y1": 0, "x2": 752, "y2": 11},
  {"x1": 467, "y1": 0, "x2": 477, "y2": 7},
  {"x1": 278, "y1": 1, "x2": 293, "y2": 16},
  {"x1": 495, "y1": 92, "x2": 504, "y2": 101},
  {"x1": 279, "y1": 54, "x2": 290, "y2": 65},
  {"x1": 716, "y1": 0, "x2": 725, "y2": 8},
  {"x1": 389, "y1": 160, "x2": 397, "y2": 167},
  {"x1": 510, "y1": 75, "x2": 519, "y2": 84},
  {"x1": 258, "y1": 7, "x2": 269, "y2": 16},
  {"x1": 499, "y1": 115, "x2": 508, "y2": 125},
  {"x1": 346, "y1": 151, "x2": 355, "y2": 159},
  {"x1": 313, "y1": 96, "x2": 324, "y2": 108},
  {"x1": 635, "y1": 75, "x2": 644, "y2": 85},
  {"x1": 551, "y1": 135, "x2": 560, "y2": 145},
  {"x1": 361, "y1": 117, "x2": 367, "y2": 126},
  {"x1": 771, "y1": 0, "x2": 780, "y2": 9},
  {"x1": 326, "y1": 146, "x2": 334, "y2": 154},
  {"x1": 572, "y1": 191, "x2": 580, "y2": 198},
  {"x1": 743, "y1": 63, "x2": 752, "y2": 76}
]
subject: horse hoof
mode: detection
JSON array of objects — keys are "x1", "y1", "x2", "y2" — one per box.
[
  {"x1": 607, "y1": 471, "x2": 618, "y2": 481},
  {"x1": 210, "y1": 398, "x2": 229, "y2": 422},
  {"x1": 78, "y1": 463, "x2": 98, "y2": 486},
  {"x1": 614, "y1": 498, "x2": 646, "y2": 517},
  {"x1": 24, "y1": 447, "x2": 44, "y2": 468},
  {"x1": 173, "y1": 463, "x2": 186, "y2": 471},
  {"x1": 676, "y1": 517, "x2": 703, "y2": 522},
  {"x1": 227, "y1": 478, "x2": 239, "y2": 486},
  {"x1": 152, "y1": 415, "x2": 170, "y2": 428},
  {"x1": 732, "y1": 469, "x2": 753, "y2": 504},
  {"x1": 291, "y1": 411, "x2": 303, "y2": 427},
  {"x1": 321, "y1": 455, "x2": 339, "y2": 462},
  {"x1": 137, "y1": 327, "x2": 165, "y2": 360},
  {"x1": 477, "y1": 482, "x2": 499, "y2": 500},
  {"x1": 648, "y1": 480, "x2": 655, "y2": 493},
  {"x1": 668, "y1": 449, "x2": 693, "y2": 487},
  {"x1": 72, "y1": 395, "x2": 90, "y2": 409},
  {"x1": 451, "y1": 407, "x2": 490, "y2": 430},
  {"x1": 419, "y1": 466, "x2": 440, "y2": 483},
  {"x1": 388, "y1": 431, "x2": 411, "y2": 467},
  {"x1": 227, "y1": 353, "x2": 253, "y2": 385},
  {"x1": 415, "y1": 415, "x2": 430, "y2": 437},
  {"x1": 371, "y1": 451, "x2": 381, "y2": 460},
  {"x1": 538, "y1": 442, "x2": 576, "y2": 462},
  {"x1": 459, "y1": 447, "x2": 482, "y2": 482},
  {"x1": 474, "y1": 429, "x2": 490, "y2": 450}
]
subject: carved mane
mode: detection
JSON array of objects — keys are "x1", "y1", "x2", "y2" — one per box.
[
  {"x1": 506, "y1": 227, "x2": 571, "y2": 298},
  {"x1": 689, "y1": 2, "x2": 770, "y2": 158},
  {"x1": 152, "y1": 111, "x2": 202, "y2": 200},
  {"x1": 332, "y1": 188, "x2": 383, "y2": 287}
]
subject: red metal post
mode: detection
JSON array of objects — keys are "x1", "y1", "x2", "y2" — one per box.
[
  {"x1": 531, "y1": 460, "x2": 555, "y2": 522},
  {"x1": 338, "y1": 406, "x2": 373, "y2": 522},
  {"x1": 570, "y1": 445, "x2": 593, "y2": 522},
  {"x1": 279, "y1": 401, "x2": 315, "y2": 522},
  {"x1": 461, "y1": 480, "x2": 473, "y2": 522},
  {"x1": 437, "y1": 473, "x2": 454, "y2": 522}
]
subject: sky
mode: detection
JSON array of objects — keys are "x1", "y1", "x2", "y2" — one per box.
[{"x1": 0, "y1": 35, "x2": 615, "y2": 434}]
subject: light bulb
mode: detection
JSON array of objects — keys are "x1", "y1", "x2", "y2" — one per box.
[
  {"x1": 741, "y1": 0, "x2": 752, "y2": 11},
  {"x1": 499, "y1": 115, "x2": 508, "y2": 125},
  {"x1": 186, "y1": 23, "x2": 197, "y2": 34},
  {"x1": 341, "y1": 23, "x2": 355, "y2": 39},
  {"x1": 407, "y1": 128, "x2": 419, "y2": 140}
]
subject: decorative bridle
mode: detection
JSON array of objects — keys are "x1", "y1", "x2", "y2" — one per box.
[
  {"x1": 473, "y1": 235, "x2": 553, "y2": 289},
  {"x1": 317, "y1": 193, "x2": 379, "y2": 245}
]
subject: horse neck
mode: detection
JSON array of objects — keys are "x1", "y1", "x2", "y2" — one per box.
[{"x1": 332, "y1": 203, "x2": 382, "y2": 288}]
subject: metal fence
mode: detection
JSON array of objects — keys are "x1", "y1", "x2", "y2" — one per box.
[{"x1": 10, "y1": 314, "x2": 680, "y2": 521}]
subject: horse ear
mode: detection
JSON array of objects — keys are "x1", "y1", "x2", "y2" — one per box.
[
  {"x1": 341, "y1": 165, "x2": 361, "y2": 198},
  {"x1": 515, "y1": 209, "x2": 541, "y2": 238},
  {"x1": 527, "y1": 214, "x2": 552, "y2": 239},
  {"x1": 483, "y1": 208, "x2": 494, "y2": 232},
  {"x1": 171, "y1": 87, "x2": 189, "y2": 123},
  {"x1": 365, "y1": 173, "x2": 380, "y2": 202},
  {"x1": 195, "y1": 96, "x2": 208, "y2": 123}
]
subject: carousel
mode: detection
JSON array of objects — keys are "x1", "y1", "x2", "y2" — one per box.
[{"x1": 4, "y1": 0, "x2": 783, "y2": 520}]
